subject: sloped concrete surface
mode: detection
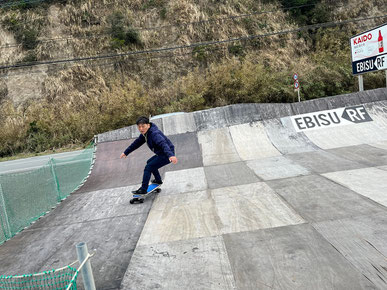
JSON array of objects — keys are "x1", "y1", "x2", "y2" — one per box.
[
  {"x1": 223, "y1": 224, "x2": 376, "y2": 290},
  {"x1": 323, "y1": 167, "x2": 387, "y2": 207},
  {"x1": 313, "y1": 212, "x2": 387, "y2": 290},
  {"x1": 1, "y1": 88, "x2": 387, "y2": 289}
]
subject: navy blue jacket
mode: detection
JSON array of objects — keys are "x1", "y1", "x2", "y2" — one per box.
[{"x1": 124, "y1": 123, "x2": 175, "y2": 158}]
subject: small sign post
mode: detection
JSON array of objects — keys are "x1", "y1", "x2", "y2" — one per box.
[{"x1": 293, "y1": 73, "x2": 300, "y2": 102}]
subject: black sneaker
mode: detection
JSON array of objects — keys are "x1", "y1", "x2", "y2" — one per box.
[
  {"x1": 151, "y1": 179, "x2": 163, "y2": 185},
  {"x1": 132, "y1": 187, "x2": 147, "y2": 195}
]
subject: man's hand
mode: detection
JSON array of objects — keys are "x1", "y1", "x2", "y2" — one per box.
[
  {"x1": 169, "y1": 156, "x2": 178, "y2": 164},
  {"x1": 120, "y1": 153, "x2": 127, "y2": 159}
]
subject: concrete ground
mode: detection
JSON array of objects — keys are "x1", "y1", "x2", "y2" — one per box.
[{"x1": 0, "y1": 88, "x2": 387, "y2": 289}]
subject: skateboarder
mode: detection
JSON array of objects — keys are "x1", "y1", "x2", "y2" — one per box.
[{"x1": 120, "y1": 116, "x2": 178, "y2": 194}]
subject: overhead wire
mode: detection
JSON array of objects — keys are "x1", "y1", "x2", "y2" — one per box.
[
  {"x1": 0, "y1": 13, "x2": 386, "y2": 70},
  {"x1": 0, "y1": 2, "x2": 346, "y2": 49},
  {"x1": 134, "y1": 2, "x2": 345, "y2": 31},
  {"x1": 0, "y1": 19, "x2": 382, "y2": 79}
]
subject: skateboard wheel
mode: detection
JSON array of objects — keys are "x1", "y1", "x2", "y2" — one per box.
[
  {"x1": 139, "y1": 200, "x2": 144, "y2": 203},
  {"x1": 156, "y1": 188, "x2": 161, "y2": 193},
  {"x1": 130, "y1": 199, "x2": 135, "y2": 204}
]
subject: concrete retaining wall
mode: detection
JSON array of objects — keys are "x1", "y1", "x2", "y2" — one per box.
[{"x1": 97, "y1": 88, "x2": 387, "y2": 143}]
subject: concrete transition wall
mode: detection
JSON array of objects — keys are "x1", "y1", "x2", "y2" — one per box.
[{"x1": 98, "y1": 88, "x2": 387, "y2": 142}]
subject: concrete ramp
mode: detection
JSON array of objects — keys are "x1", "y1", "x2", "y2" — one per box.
[
  {"x1": 119, "y1": 89, "x2": 387, "y2": 289},
  {"x1": 0, "y1": 88, "x2": 387, "y2": 289}
]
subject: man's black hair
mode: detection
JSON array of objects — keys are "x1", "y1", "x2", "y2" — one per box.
[{"x1": 136, "y1": 116, "x2": 150, "y2": 125}]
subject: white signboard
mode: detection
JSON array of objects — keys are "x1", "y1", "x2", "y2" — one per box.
[
  {"x1": 350, "y1": 23, "x2": 386, "y2": 75},
  {"x1": 291, "y1": 105, "x2": 373, "y2": 132}
]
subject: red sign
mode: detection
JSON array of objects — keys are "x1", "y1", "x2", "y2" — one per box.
[{"x1": 353, "y1": 33, "x2": 372, "y2": 45}]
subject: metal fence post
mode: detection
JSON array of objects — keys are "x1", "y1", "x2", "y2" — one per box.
[
  {"x1": 0, "y1": 184, "x2": 12, "y2": 239},
  {"x1": 76, "y1": 242, "x2": 96, "y2": 290},
  {"x1": 49, "y1": 158, "x2": 61, "y2": 202}
]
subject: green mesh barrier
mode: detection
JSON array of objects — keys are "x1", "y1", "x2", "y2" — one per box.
[
  {"x1": 0, "y1": 143, "x2": 95, "y2": 245},
  {"x1": 0, "y1": 266, "x2": 78, "y2": 290},
  {"x1": 50, "y1": 144, "x2": 95, "y2": 200},
  {"x1": 0, "y1": 165, "x2": 58, "y2": 237}
]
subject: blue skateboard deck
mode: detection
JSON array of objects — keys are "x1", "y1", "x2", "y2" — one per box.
[{"x1": 130, "y1": 184, "x2": 161, "y2": 204}]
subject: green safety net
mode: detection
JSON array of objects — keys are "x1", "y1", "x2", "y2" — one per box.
[
  {"x1": 0, "y1": 143, "x2": 95, "y2": 245},
  {"x1": 0, "y1": 266, "x2": 78, "y2": 290},
  {"x1": 50, "y1": 145, "x2": 95, "y2": 200}
]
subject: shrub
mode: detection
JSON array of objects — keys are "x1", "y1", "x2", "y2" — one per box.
[
  {"x1": 228, "y1": 44, "x2": 245, "y2": 57},
  {"x1": 192, "y1": 45, "x2": 208, "y2": 62},
  {"x1": 302, "y1": 53, "x2": 353, "y2": 99},
  {"x1": 111, "y1": 38, "x2": 125, "y2": 49},
  {"x1": 26, "y1": 121, "x2": 52, "y2": 153},
  {"x1": 21, "y1": 28, "x2": 39, "y2": 50},
  {"x1": 125, "y1": 27, "x2": 141, "y2": 46},
  {"x1": 164, "y1": 94, "x2": 206, "y2": 112},
  {"x1": 279, "y1": 0, "x2": 319, "y2": 25},
  {"x1": 108, "y1": 11, "x2": 126, "y2": 40},
  {"x1": 2, "y1": 15, "x2": 39, "y2": 50},
  {"x1": 108, "y1": 12, "x2": 141, "y2": 48},
  {"x1": 160, "y1": 7, "x2": 167, "y2": 19},
  {"x1": 22, "y1": 51, "x2": 38, "y2": 63}
]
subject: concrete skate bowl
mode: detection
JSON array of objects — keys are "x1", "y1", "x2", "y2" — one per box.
[{"x1": 1, "y1": 88, "x2": 387, "y2": 289}]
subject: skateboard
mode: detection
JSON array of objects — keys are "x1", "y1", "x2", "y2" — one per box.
[{"x1": 130, "y1": 183, "x2": 161, "y2": 204}]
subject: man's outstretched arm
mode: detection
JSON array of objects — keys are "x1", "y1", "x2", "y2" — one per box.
[{"x1": 120, "y1": 135, "x2": 145, "y2": 158}]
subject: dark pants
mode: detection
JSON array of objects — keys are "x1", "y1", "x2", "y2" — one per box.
[{"x1": 141, "y1": 155, "x2": 171, "y2": 190}]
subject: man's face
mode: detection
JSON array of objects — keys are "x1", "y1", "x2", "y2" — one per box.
[{"x1": 138, "y1": 123, "x2": 150, "y2": 134}]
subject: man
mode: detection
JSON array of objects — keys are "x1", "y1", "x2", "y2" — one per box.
[{"x1": 120, "y1": 116, "x2": 178, "y2": 194}]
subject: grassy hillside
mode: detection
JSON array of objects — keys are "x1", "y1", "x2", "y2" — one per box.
[{"x1": 0, "y1": 0, "x2": 386, "y2": 156}]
